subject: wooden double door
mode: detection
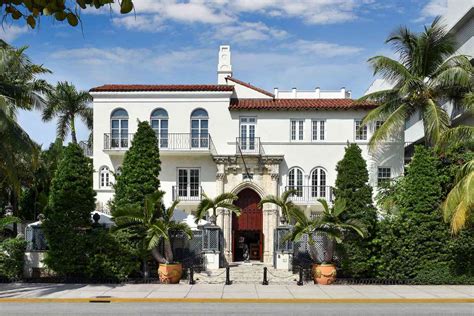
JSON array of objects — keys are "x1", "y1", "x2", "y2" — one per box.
[{"x1": 232, "y1": 188, "x2": 263, "y2": 262}]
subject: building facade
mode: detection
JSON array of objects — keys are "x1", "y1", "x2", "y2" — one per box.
[{"x1": 90, "y1": 45, "x2": 404, "y2": 266}]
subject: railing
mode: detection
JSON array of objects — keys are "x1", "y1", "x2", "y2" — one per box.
[
  {"x1": 284, "y1": 186, "x2": 334, "y2": 203},
  {"x1": 172, "y1": 185, "x2": 203, "y2": 201},
  {"x1": 79, "y1": 141, "x2": 92, "y2": 157},
  {"x1": 236, "y1": 137, "x2": 265, "y2": 155},
  {"x1": 104, "y1": 133, "x2": 215, "y2": 153}
]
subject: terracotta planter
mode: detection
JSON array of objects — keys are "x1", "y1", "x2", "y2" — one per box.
[
  {"x1": 313, "y1": 263, "x2": 336, "y2": 285},
  {"x1": 158, "y1": 263, "x2": 183, "y2": 284}
]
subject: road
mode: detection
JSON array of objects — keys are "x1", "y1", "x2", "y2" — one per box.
[{"x1": 0, "y1": 303, "x2": 472, "y2": 315}]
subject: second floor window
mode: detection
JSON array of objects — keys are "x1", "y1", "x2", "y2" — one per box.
[
  {"x1": 191, "y1": 108, "x2": 209, "y2": 148},
  {"x1": 110, "y1": 108, "x2": 129, "y2": 148},
  {"x1": 177, "y1": 168, "x2": 200, "y2": 198},
  {"x1": 150, "y1": 108, "x2": 169, "y2": 148},
  {"x1": 355, "y1": 120, "x2": 367, "y2": 141},
  {"x1": 288, "y1": 167, "x2": 304, "y2": 197},
  {"x1": 311, "y1": 168, "x2": 327, "y2": 198},
  {"x1": 312, "y1": 120, "x2": 325, "y2": 141},
  {"x1": 290, "y1": 120, "x2": 304, "y2": 141}
]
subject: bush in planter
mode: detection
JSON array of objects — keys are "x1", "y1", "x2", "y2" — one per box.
[
  {"x1": 0, "y1": 236, "x2": 26, "y2": 279},
  {"x1": 334, "y1": 143, "x2": 377, "y2": 278},
  {"x1": 114, "y1": 190, "x2": 193, "y2": 282}
]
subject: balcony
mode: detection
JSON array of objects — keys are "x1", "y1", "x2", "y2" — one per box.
[
  {"x1": 103, "y1": 133, "x2": 216, "y2": 155},
  {"x1": 236, "y1": 137, "x2": 265, "y2": 155},
  {"x1": 172, "y1": 185, "x2": 203, "y2": 202},
  {"x1": 284, "y1": 186, "x2": 334, "y2": 204}
]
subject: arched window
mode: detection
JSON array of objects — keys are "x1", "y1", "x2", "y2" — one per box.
[
  {"x1": 190, "y1": 108, "x2": 209, "y2": 148},
  {"x1": 99, "y1": 166, "x2": 111, "y2": 188},
  {"x1": 110, "y1": 108, "x2": 129, "y2": 148},
  {"x1": 288, "y1": 167, "x2": 304, "y2": 197},
  {"x1": 150, "y1": 108, "x2": 169, "y2": 148},
  {"x1": 310, "y1": 168, "x2": 327, "y2": 198}
]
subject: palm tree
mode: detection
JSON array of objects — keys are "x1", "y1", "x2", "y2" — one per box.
[
  {"x1": 442, "y1": 160, "x2": 473, "y2": 234},
  {"x1": 113, "y1": 190, "x2": 193, "y2": 278},
  {"x1": 360, "y1": 18, "x2": 473, "y2": 149},
  {"x1": 42, "y1": 81, "x2": 92, "y2": 144},
  {"x1": 195, "y1": 192, "x2": 241, "y2": 225},
  {"x1": 259, "y1": 189, "x2": 298, "y2": 224},
  {"x1": 288, "y1": 199, "x2": 365, "y2": 263}
]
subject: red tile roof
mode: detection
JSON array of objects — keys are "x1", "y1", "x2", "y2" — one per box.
[
  {"x1": 90, "y1": 84, "x2": 234, "y2": 92},
  {"x1": 229, "y1": 98, "x2": 377, "y2": 110},
  {"x1": 226, "y1": 77, "x2": 275, "y2": 97}
]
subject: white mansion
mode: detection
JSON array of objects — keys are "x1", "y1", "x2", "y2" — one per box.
[{"x1": 90, "y1": 46, "x2": 404, "y2": 265}]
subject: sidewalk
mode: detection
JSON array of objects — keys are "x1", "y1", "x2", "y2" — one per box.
[{"x1": 0, "y1": 283, "x2": 473, "y2": 302}]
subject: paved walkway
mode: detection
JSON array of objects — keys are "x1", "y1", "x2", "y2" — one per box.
[{"x1": 0, "y1": 283, "x2": 472, "y2": 301}]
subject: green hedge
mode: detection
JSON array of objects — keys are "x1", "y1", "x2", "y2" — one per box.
[{"x1": 0, "y1": 237, "x2": 26, "y2": 279}]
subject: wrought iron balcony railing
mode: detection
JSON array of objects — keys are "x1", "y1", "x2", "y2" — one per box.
[
  {"x1": 172, "y1": 185, "x2": 203, "y2": 201},
  {"x1": 284, "y1": 186, "x2": 334, "y2": 203},
  {"x1": 104, "y1": 133, "x2": 216, "y2": 154},
  {"x1": 236, "y1": 137, "x2": 265, "y2": 155}
]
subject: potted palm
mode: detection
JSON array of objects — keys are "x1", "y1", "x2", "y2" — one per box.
[
  {"x1": 288, "y1": 198, "x2": 365, "y2": 285},
  {"x1": 114, "y1": 190, "x2": 193, "y2": 284},
  {"x1": 195, "y1": 192, "x2": 241, "y2": 225},
  {"x1": 259, "y1": 189, "x2": 298, "y2": 224}
]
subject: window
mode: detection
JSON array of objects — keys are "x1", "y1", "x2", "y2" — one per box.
[
  {"x1": 111, "y1": 108, "x2": 129, "y2": 148},
  {"x1": 151, "y1": 108, "x2": 169, "y2": 148},
  {"x1": 99, "y1": 166, "x2": 111, "y2": 188},
  {"x1": 310, "y1": 168, "x2": 327, "y2": 198},
  {"x1": 288, "y1": 167, "x2": 304, "y2": 197},
  {"x1": 290, "y1": 120, "x2": 304, "y2": 141},
  {"x1": 115, "y1": 166, "x2": 122, "y2": 177},
  {"x1": 190, "y1": 109, "x2": 209, "y2": 148},
  {"x1": 375, "y1": 121, "x2": 384, "y2": 132},
  {"x1": 312, "y1": 120, "x2": 325, "y2": 141},
  {"x1": 355, "y1": 120, "x2": 367, "y2": 141},
  {"x1": 377, "y1": 167, "x2": 391, "y2": 186},
  {"x1": 177, "y1": 168, "x2": 200, "y2": 198},
  {"x1": 239, "y1": 117, "x2": 256, "y2": 152}
]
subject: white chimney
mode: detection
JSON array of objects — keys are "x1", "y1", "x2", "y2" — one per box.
[
  {"x1": 274, "y1": 88, "x2": 279, "y2": 98},
  {"x1": 315, "y1": 87, "x2": 320, "y2": 98},
  {"x1": 217, "y1": 45, "x2": 232, "y2": 84},
  {"x1": 292, "y1": 87, "x2": 297, "y2": 99},
  {"x1": 341, "y1": 87, "x2": 346, "y2": 98}
]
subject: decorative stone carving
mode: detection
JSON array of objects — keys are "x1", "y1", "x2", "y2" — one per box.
[{"x1": 216, "y1": 173, "x2": 225, "y2": 181}]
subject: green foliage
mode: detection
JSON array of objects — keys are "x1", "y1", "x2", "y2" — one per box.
[
  {"x1": 334, "y1": 143, "x2": 377, "y2": 277},
  {"x1": 0, "y1": 237, "x2": 26, "y2": 279},
  {"x1": 375, "y1": 146, "x2": 473, "y2": 283},
  {"x1": 1, "y1": 1, "x2": 134, "y2": 29},
  {"x1": 113, "y1": 121, "x2": 161, "y2": 213},
  {"x1": 196, "y1": 192, "x2": 240, "y2": 225},
  {"x1": 42, "y1": 143, "x2": 96, "y2": 277}
]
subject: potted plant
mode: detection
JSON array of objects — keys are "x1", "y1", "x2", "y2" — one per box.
[
  {"x1": 195, "y1": 192, "x2": 241, "y2": 225},
  {"x1": 288, "y1": 198, "x2": 366, "y2": 285},
  {"x1": 259, "y1": 189, "x2": 298, "y2": 224},
  {"x1": 114, "y1": 190, "x2": 193, "y2": 284}
]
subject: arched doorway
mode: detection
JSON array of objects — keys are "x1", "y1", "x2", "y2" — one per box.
[{"x1": 232, "y1": 188, "x2": 263, "y2": 262}]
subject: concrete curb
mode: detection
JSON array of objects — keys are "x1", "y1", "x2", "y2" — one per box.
[{"x1": 0, "y1": 298, "x2": 473, "y2": 304}]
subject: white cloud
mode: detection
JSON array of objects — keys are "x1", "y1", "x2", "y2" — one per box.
[
  {"x1": 51, "y1": 47, "x2": 152, "y2": 66},
  {"x1": 112, "y1": 15, "x2": 164, "y2": 31},
  {"x1": 212, "y1": 22, "x2": 287, "y2": 42},
  {"x1": 417, "y1": 0, "x2": 448, "y2": 22},
  {"x1": 0, "y1": 25, "x2": 29, "y2": 42},
  {"x1": 294, "y1": 40, "x2": 363, "y2": 57}
]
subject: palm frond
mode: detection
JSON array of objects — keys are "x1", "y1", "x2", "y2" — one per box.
[
  {"x1": 437, "y1": 125, "x2": 474, "y2": 151},
  {"x1": 422, "y1": 98, "x2": 450, "y2": 146}
]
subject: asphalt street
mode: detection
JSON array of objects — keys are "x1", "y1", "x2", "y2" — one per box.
[{"x1": 0, "y1": 303, "x2": 473, "y2": 316}]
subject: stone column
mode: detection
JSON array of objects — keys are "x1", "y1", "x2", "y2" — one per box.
[{"x1": 262, "y1": 172, "x2": 280, "y2": 265}]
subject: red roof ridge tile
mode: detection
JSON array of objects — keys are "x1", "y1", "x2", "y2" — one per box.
[
  {"x1": 226, "y1": 77, "x2": 275, "y2": 97},
  {"x1": 90, "y1": 84, "x2": 234, "y2": 92},
  {"x1": 229, "y1": 98, "x2": 377, "y2": 110}
]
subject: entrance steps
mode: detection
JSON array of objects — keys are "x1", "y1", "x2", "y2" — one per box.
[{"x1": 194, "y1": 262, "x2": 297, "y2": 285}]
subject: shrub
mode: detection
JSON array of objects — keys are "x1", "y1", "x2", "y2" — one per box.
[
  {"x1": 0, "y1": 237, "x2": 27, "y2": 279},
  {"x1": 42, "y1": 143, "x2": 96, "y2": 277},
  {"x1": 112, "y1": 121, "x2": 161, "y2": 213},
  {"x1": 334, "y1": 143, "x2": 377, "y2": 277}
]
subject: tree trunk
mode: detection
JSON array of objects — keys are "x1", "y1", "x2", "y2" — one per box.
[
  {"x1": 70, "y1": 116, "x2": 77, "y2": 144},
  {"x1": 142, "y1": 258, "x2": 148, "y2": 281},
  {"x1": 151, "y1": 247, "x2": 167, "y2": 264},
  {"x1": 164, "y1": 239, "x2": 173, "y2": 263}
]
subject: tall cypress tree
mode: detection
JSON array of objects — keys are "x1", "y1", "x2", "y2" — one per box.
[
  {"x1": 334, "y1": 143, "x2": 377, "y2": 277},
  {"x1": 43, "y1": 143, "x2": 96, "y2": 276},
  {"x1": 113, "y1": 121, "x2": 161, "y2": 213}
]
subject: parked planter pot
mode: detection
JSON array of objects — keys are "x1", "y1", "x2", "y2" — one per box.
[
  {"x1": 313, "y1": 263, "x2": 336, "y2": 285},
  {"x1": 158, "y1": 263, "x2": 183, "y2": 284}
]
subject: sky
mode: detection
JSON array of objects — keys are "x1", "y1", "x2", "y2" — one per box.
[{"x1": 1, "y1": 0, "x2": 450, "y2": 148}]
